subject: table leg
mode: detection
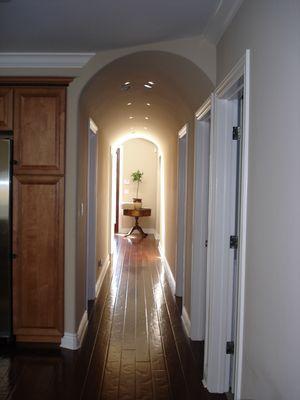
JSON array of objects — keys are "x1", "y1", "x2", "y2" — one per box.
[{"x1": 125, "y1": 216, "x2": 147, "y2": 238}]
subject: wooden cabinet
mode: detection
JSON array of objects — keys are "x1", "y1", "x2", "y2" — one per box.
[
  {"x1": 0, "y1": 79, "x2": 71, "y2": 344},
  {"x1": 13, "y1": 176, "x2": 64, "y2": 343},
  {"x1": 14, "y1": 88, "x2": 65, "y2": 175},
  {"x1": 0, "y1": 88, "x2": 13, "y2": 130}
]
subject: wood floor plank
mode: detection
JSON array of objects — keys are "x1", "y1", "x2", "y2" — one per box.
[{"x1": 118, "y1": 349, "x2": 136, "y2": 400}]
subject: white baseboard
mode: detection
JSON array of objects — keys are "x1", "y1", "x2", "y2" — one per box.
[
  {"x1": 154, "y1": 231, "x2": 160, "y2": 240},
  {"x1": 158, "y1": 243, "x2": 176, "y2": 295},
  {"x1": 181, "y1": 306, "x2": 191, "y2": 337},
  {"x1": 95, "y1": 254, "x2": 110, "y2": 297},
  {"x1": 61, "y1": 310, "x2": 88, "y2": 350},
  {"x1": 61, "y1": 255, "x2": 110, "y2": 351}
]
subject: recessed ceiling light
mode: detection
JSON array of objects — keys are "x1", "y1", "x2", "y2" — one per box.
[
  {"x1": 148, "y1": 81, "x2": 155, "y2": 85},
  {"x1": 145, "y1": 116, "x2": 149, "y2": 120},
  {"x1": 144, "y1": 84, "x2": 152, "y2": 89},
  {"x1": 146, "y1": 103, "x2": 151, "y2": 106},
  {"x1": 121, "y1": 81, "x2": 131, "y2": 91},
  {"x1": 127, "y1": 102, "x2": 132, "y2": 106},
  {"x1": 129, "y1": 116, "x2": 134, "y2": 119}
]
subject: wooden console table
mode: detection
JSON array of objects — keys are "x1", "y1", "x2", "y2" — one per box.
[{"x1": 123, "y1": 208, "x2": 151, "y2": 238}]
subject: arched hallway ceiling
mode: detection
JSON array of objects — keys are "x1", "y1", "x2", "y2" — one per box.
[
  {"x1": 0, "y1": 0, "x2": 221, "y2": 51},
  {"x1": 81, "y1": 51, "x2": 214, "y2": 138}
]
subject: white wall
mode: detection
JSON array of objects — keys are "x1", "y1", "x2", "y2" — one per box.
[
  {"x1": 120, "y1": 138, "x2": 158, "y2": 231},
  {"x1": 217, "y1": 1, "x2": 300, "y2": 399}
]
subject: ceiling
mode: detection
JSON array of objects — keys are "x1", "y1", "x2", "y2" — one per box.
[
  {"x1": 81, "y1": 51, "x2": 214, "y2": 139},
  {"x1": 0, "y1": 0, "x2": 222, "y2": 51}
]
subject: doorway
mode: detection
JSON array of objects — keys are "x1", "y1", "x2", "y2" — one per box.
[
  {"x1": 203, "y1": 51, "x2": 250, "y2": 397},
  {"x1": 86, "y1": 119, "x2": 98, "y2": 304},
  {"x1": 190, "y1": 100, "x2": 211, "y2": 341},
  {"x1": 176, "y1": 125, "x2": 188, "y2": 298},
  {"x1": 110, "y1": 135, "x2": 165, "y2": 252}
]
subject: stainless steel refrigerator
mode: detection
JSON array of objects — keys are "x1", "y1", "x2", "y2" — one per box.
[{"x1": 0, "y1": 135, "x2": 13, "y2": 339}]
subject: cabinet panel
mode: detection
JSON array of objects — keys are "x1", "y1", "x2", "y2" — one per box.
[
  {"x1": 14, "y1": 88, "x2": 65, "y2": 175},
  {"x1": 13, "y1": 175, "x2": 64, "y2": 342},
  {"x1": 0, "y1": 88, "x2": 13, "y2": 131}
]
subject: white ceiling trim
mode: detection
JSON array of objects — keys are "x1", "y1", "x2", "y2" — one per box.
[
  {"x1": 0, "y1": 52, "x2": 96, "y2": 68},
  {"x1": 203, "y1": 0, "x2": 244, "y2": 44}
]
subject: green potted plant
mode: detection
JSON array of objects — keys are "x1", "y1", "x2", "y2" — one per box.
[{"x1": 131, "y1": 170, "x2": 143, "y2": 209}]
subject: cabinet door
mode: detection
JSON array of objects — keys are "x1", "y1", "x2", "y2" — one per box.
[
  {"x1": 0, "y1": 88, "x2": 13, "y2": 131},
  {"x1": 14, "y1": 88, "x2": 65, "y2": 175},
  {"x1": 13, "y1": 175, "x2": 64, "y2": 342}
]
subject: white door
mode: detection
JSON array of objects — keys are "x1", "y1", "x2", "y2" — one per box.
[{"x1": 191, "y1": 108, "x2": 211, "y2": 341}]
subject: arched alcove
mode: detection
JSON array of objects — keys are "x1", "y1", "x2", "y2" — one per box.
[{"x1": 65, "y1": 48, "x2": 214, "y2": 340}]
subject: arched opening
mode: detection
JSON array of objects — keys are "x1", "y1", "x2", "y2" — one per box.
[
  {"x1": 78, "y1": 50, "x2": 213, "y2": 304},
  {"x1": 75, "y1": 51, "x2": 214, "y2": 378},
  {"x1": 110, "y1": 135, "x2": 165, "y2": 254}
]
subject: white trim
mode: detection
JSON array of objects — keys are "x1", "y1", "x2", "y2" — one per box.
[
  {"x1": 195, "y1": 96, "x2": 212, "y2": 120},
  {"x1": 89, "y1": 118, "x2": 98, "y2": 134},
  {"x1": 0, "y1": 52, "x2": 95, "y2": 68},
  {"x1": 203, "y1": 0, "x2": 244, "y2": 44},
  {"x1": 60, "y1": 310, "x2": 88, "y2": 350},
  {"x1": 158, "y1": 243, "x2": 176, "y2": 295},
  {"x1": 178, "y1": 124, "x2": 188, "y2": 139},
  {"x1": 181, "y1": 306, "x2": 191, "y2": 337},
  {"x1": 215, "y1": 54, "x2": 246, "y2": 98},
  {"x1": 233, "y1": 49, "x2": 250, "y2": 400},
  {"x1": 95, "y1": 254, "x2": 110, "y2": 297},
  {"x1": 154, "y1": 231, "x2": 160, "y2": 241}
]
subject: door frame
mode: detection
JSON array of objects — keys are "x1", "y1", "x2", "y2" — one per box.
[
  {"x1": 190, "y1": 97, "x2": 212, "y2": 340},
  {"x1": 176, "y1": 124, "x2": 188, "y2": 298},
  {"x1": 86, "y1": 118, "x2": 98, "y2": 304},
  {"x1": 203, "y1": 50, "x2": 250, "y2": 397}
]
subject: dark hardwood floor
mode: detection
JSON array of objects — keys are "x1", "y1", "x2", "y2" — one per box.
[{"x1": 0, "y1": 235, "x2": 226, "y2": 400}]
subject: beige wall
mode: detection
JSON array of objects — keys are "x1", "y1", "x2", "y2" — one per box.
[
  {"x1": 120, "y1": 139, "x2": 158, "y2": 231},
  {"x1": 217, "y1": 1, "x2": 300, "y2": 398}
]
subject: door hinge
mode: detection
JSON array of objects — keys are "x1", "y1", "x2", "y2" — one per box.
[
  {"x1": 232, "y1": 126, "x2": 241, "y2": 140},
  {"x1": 226, "y1": 341, "x2": 235, "y2": 355},
  {"x1": 230, "y1": 235, "x2": 238, "y2": 249}
]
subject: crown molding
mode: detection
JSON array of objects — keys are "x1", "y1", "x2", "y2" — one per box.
[
  {"x1": 203, "y1": 0, "x2": 244, "y2": 44},
  {"x1": 0, "y1": 52, "x2": 95, "y2": 68}
]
